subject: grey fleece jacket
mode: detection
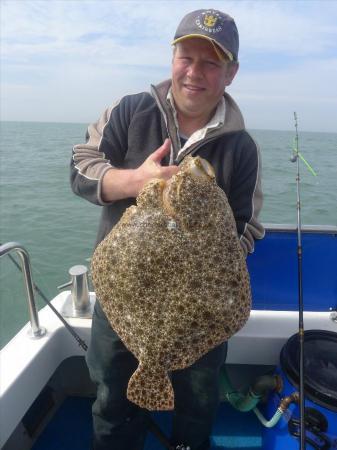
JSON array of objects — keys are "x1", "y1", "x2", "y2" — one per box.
[{"x1": 71, "y1": 79, "x2": 264, "y2": 254}]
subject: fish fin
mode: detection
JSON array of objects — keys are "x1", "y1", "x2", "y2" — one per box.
[{"x1": 127, "y1": 364, "x2": 174, "y2": 411}]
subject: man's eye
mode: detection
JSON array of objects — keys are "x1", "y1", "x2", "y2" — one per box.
[{"x1": 206, "y1": 61, "x2": 218, "y2": 67}]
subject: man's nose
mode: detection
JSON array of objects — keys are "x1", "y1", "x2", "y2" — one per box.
[{"x1": 186, "y1": 62, "x2": 203, "y2": 79}]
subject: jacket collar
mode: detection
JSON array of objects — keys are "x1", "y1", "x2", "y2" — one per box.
[{"x1": 150, "y1": 79, "x2": 246, "y2": 162}]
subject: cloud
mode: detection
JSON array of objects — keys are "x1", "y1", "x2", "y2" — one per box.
[
  {"x1": 232, "y1": 1, "x2": 337, "y2": 56},
  {"x1": 230, "y1": 56, "x2": 337, "y2": 131},
  {"x1": 1, "y1": 0, "x2": 337, "y2": 131}
]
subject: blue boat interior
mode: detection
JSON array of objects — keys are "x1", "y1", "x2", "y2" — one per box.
[
  {"x1": 22, "y1": 358, "x2": 270, "y2": 450},
  {"x1": 247, "y1": 228, "x2": 337, "y2": 311},
  {"x1": 31, "y1": 396, "x2": 263, "y2": 450}
]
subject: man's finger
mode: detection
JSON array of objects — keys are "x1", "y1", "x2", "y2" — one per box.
[{"x1": 150, "y1": 139, "x2": 171, "y2": 164}]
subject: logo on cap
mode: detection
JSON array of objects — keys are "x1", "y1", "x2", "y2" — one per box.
[{"x1": 196, "y1": 10, "x2": 223, "y2": 34}]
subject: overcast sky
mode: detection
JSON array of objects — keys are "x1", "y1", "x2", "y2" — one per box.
[{"x1": 1, "y1": 0, "x2": 337, "y2": 132}]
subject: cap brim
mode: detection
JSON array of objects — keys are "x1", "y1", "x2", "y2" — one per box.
[{"x1": 171, "y1": 34, "x2": 233, "y2": 61}]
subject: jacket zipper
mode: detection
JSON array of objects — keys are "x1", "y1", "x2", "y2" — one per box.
[{"x1": 150, "y1": 85, "x2": 180, "y2": 165}]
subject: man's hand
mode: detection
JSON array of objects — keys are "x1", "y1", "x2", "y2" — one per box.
[
  {"x1": 101, "y1": 139, "x2": 179, "y2": 202},
  {"x1": 132, "y1": 139, "x2": 179, "y2": 196}
]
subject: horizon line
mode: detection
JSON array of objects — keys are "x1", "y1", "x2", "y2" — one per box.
[{"x1": 1, "y1": 119, "x2": 336, "y2": 135}]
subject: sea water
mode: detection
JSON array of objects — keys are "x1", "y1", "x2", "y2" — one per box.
[{"x1": 0, "y1": 121, "x2": 336, "y2": 348}]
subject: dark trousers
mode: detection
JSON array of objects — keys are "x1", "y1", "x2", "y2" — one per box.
[{"x1": 86, "y1": 301, "x2": 227, "y2": 450}]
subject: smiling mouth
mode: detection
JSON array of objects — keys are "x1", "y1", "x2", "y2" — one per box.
[{"x1": 183, "y1": 84, "x2": 205, "y2": 92}]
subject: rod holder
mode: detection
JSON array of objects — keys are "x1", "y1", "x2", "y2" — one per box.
[{"x1": 58, "y1": 265, "x2": 93, "y2": 318}]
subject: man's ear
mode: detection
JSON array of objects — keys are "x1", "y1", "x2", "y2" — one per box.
[{"x1": 225, "y1": 62, "x2": 239, "y2": 86}]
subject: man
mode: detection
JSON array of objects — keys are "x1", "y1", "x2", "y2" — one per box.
[{"x1": 71, "y1": 9, "x2": 264, "y2": 450}]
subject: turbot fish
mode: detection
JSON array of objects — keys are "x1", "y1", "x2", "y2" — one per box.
[{"x1": 91, "y1": 155, "x2": 251, "y2": 411}]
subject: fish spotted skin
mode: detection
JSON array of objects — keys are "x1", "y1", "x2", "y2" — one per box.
[{"x1": 91, "y1": 156, "x2": 251, "y2": 411}]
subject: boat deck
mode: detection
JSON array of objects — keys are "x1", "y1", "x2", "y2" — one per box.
[{"x1": 31, "y1": 396, "x2": 263, "y2": 450}]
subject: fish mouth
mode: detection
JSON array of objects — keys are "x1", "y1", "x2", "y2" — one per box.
[
  {"x1": 185, "y1": 156, "x2": 215, "y2": 180},
  {"x1": 162, "y1": 156, "x2": 215, "y2": 216}
]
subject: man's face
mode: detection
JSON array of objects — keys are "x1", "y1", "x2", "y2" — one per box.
[{"x1": 171, "y1": 38, "x2": 238, "y2": 120}]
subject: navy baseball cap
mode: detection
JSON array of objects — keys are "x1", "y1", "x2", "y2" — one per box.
[{"x1": 172, "y1": 9, "x2": 239, "y2": 62}]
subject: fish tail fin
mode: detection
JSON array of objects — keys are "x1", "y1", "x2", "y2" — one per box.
[{"x1": 127, "y1": 364, "x2": 174, "y2": 411}]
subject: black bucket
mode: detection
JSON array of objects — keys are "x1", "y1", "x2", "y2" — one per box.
[
  {"x1": 262, "y1": 330, "x2": 337, "y2": 449},
  {"x1": 281, "y1": 329, "x2": 337, "y2": 412}
]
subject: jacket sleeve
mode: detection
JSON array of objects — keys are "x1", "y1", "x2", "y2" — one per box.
[
  {"x1": 70, "y1": 99, "x2": 128, "y2": 205},
  {"x1": 229, "y1": 132, "x2": 265, "y2": 255}
]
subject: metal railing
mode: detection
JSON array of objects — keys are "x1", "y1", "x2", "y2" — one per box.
[{"x1": 0, "y1": 242, "x2": 46, "y2": 338}]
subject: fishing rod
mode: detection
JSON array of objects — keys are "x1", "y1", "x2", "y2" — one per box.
[{"x1": 290, "y1": 111, "x2": 306, "y2": 450}]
